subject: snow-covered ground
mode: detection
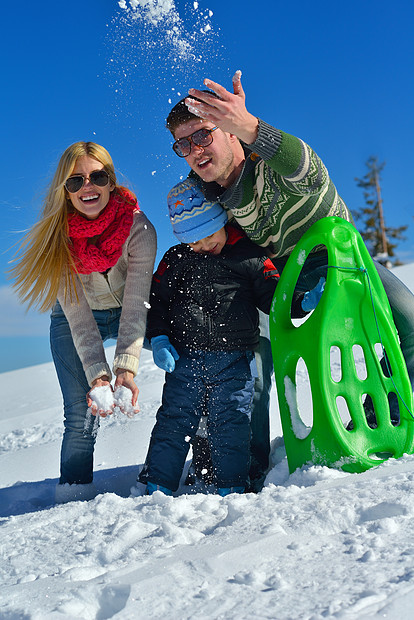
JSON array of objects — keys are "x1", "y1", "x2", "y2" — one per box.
[{"x1": 1, "y1": 263, "x2": 414, "y2": 619}]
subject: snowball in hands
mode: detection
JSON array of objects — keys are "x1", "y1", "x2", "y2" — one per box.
[
  {"x1": 88, "y1": 385, "x2": 139, "y2": 417},
  {"x1": 88, "y1": 385, "x2": 115, "y2": 417},
  {"x1": 114, "y1": 385, "x2": 140, "y2": 417}
]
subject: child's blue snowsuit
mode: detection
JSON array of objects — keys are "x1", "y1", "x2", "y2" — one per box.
[
  {"x1": 140, "y1": 349, "x2": 255, "y2": 491},
  {"x1": 139, "y1": 224, "x2": 306, "y2": 492}
]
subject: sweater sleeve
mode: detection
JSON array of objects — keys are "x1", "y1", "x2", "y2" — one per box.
[
  {"x1": 247, "y1": 120, "x2": 330, "y2": 197},
  {"x1": 249, "y1": 256, "x2": 280, "y2": 315},
  {"x1": 249, "y1": 255, "x2": 307, "y2": 319},
  {"x1": 57, "y1": 279, "x2": 112, "y2": 385},
  {"x1": 112, "y1": 212, "x2": 157, "y2": 376}
]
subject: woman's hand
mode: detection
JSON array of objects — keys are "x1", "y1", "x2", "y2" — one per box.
[
  {"x1": 87, "y1": 375, "x2": 114, "y2": 417},
  {"x1": 114, "y1": 369, "x2": 139, "y2": 410}
]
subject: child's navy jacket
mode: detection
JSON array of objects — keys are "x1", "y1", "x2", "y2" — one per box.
[{"x1": 147, "y1": 224, "x2": 306, "y2": 352}]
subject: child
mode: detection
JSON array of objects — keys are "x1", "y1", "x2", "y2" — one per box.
[{"x1": 139, "y1": 178, "x2": 320, "y2": 496}]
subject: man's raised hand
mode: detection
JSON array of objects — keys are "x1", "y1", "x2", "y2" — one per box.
[{"x1": 185, "y1": 71, "x2": 258, "y2": 145}]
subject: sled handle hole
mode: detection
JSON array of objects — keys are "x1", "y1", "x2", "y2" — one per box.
[
  {"x1": 367, "y1": 450, "x2": 395, "y2": 461},
  {"x1": 284, "y1": 358, "x2": 313, "y2": 439},
  {"x1": 330, "y1": 346, "x2": 342, "y2": 382},
  {"x1": 374, "y1": 343, "x2": 394, "y2": 378},
  {"x1": 388, "y1": 392, "x2": 400, "y2": 427},
  {"x1": 352, "y1": 344, "x2": 368, "y2": 380},
  {"x1": 336, "y1": 395, "x2": 352, "y2": 429},
  {"x1": 362, "y1": 393, "x2": 378, "y2": 429}
]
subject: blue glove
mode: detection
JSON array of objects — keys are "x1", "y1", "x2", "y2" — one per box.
[
  {"x1": 151, "y1": 335, "x2": 180, "y2": 373},
  {"x1": 301, "y1": 277, "x2": 325, "y2": 312}
]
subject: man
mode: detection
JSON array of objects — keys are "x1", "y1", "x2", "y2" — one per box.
[{"x1": 166, "y1": 71, "x2": 414, "y2": 490}]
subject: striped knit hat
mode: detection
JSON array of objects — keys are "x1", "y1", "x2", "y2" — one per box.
[{"x1": 167, "y1": 178, "x2": 228, "y2": 243}]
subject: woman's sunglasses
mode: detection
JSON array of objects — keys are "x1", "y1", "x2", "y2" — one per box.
[
  {"x1": 64, "y1": 169, "x2": 110, "y2": 194},
  {"x1": 172, "y1": 126, "x2": 218, "y2": 158}
]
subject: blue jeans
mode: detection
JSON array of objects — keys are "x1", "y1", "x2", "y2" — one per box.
[
  {"x1": 139, "y1": 350, "x2": 254, "y2": 492},
  {"x1": 50, "y1": 301, "x2": 121, "y2": 485}
]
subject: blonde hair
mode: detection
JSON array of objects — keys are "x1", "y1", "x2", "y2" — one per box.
[{"x1": 9, "y1": 141, "x2": 118, "y2": 312}]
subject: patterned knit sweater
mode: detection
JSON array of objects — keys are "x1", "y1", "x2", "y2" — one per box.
[{"x1": 195, "y1": 120, "x2": 353, "y2": 258}]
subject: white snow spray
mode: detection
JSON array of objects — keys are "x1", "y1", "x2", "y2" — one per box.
[
  {"x1": 105, "y1": 0, "x2": 226, "y2": 120},
  {"x1": 117, "y1": 0, "x2": 215, "y2": 60}
]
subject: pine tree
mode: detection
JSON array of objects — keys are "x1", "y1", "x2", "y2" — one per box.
[{"x1": 353, "y1": 156, "x2": 407, "y2": 267}]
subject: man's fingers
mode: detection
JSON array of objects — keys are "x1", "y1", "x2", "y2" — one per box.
[
  {"x1": 185, "y1": 98, "x2": 209, "y2": 118},
  {"x1": 188, "y1": 73, "x2": 244, "y2": 106},
  {"x1": 232, "y1": 70, "x2": 243, "y2": 95},
  {"x1": 202, "y1": 78, "x2": 231, "y2": 100},
  {"x1": 188, "y1": 87, "x2": 222, "y2": 108},
  {"x1": 187, "y1": 81, "x2": 227, "y2": 105}
]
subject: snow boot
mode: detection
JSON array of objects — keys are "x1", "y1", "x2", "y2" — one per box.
[
  {"x1": 246, "y1": 472, "x2": 267, "y2": 494},
  {"x1": 217, "y1": 487, "x2": 245, "y2": 497},
  {"x1": 55, "y1": 482, "x2": 97, "y2": 504},
  {"x1": 246, "y1": 453, "x2": 268, "y2": 493}
]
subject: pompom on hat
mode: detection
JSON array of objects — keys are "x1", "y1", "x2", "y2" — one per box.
[{"x1": 167, "y1": 178, "x2": 228, "y2": 243}]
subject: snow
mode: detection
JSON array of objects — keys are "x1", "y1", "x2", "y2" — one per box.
[
  {"x1": 1, "y1": 264, "x2": 414, "y2": 619},
  {"x1": 89, "y1": 385, "x2": 117, "y2": 415},
  {"x1": 106, "y1": 0, "x2": 223, "y2": 125},
  {"x1": 88, "y1": 385, "x2": 139, "y2": 418},
  {"x1": 284, "y1": 375, "x2": 311, "y2": 439},
  {"x1": 117, "y1": 0, "x2": 216, "y2": 60},
  {"x1": 113, "y1": 386, "x2": 140, "y2": 417}
]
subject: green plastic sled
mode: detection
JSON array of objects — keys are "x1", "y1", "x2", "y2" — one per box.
[{"x1": 269, "y1": 216, "x2": 414, "y2": 473}]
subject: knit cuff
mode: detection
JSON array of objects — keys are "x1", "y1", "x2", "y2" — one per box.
[
  {"x1": 113, "y1": 353, "x2": 140, "y2": 377},
  {"x1": 247, "y1": 119, "x2": 283, "y2": 161},
  {"x1": 85, "y1": 362, "x2": 113, "y2": 387}
]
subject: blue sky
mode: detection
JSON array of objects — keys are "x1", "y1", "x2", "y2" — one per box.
[{"x1": 1, "y1": 0, "x2": 413, "y2": 372}]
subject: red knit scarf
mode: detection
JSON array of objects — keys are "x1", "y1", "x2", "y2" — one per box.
[{"x1": 67, "y1": 186, "x2": 138, "y2": 274}]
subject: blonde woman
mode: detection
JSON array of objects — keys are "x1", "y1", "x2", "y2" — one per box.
[{"x1": 10, "y1": 142, "x2": 157, "y2": 502}]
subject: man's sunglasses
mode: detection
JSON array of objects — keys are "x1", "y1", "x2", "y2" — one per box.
[
  {"x1": 64, "y1": 169, "x2": 110, "y2": 194},
  {"x1": 172, "y1": 126, "x2": 218, "y2": 158}
]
